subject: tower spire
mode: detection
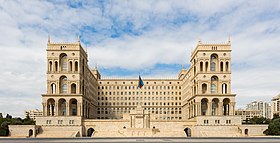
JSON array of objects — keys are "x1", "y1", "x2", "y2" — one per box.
[
  {"x1": 48, "y1": 35, "x2": 50, "y2": 44},
  {"x1": 228, "y1": 33, "x2": 231, "y2": 44},
  {"x1": 198, "y1": 34, "x2": 201, "y2": 44}
]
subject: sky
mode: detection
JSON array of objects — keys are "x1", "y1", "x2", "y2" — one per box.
[{"x1": 0, "y1": 0, "x2": 280, "y2": 117}]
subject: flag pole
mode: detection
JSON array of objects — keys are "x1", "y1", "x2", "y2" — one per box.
[{"x1": 138, "y1": 73, "x2": 141, "y2": 108}]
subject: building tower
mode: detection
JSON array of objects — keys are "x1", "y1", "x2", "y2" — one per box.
[
  {"x1": 41, "y1": 37, "x2": 98, "y2": 119},
  {"x1": 187, "y1": 37, "x2": 236, "y2": 118}
]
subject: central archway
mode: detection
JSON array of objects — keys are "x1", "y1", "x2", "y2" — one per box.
[
  {"x1": 87, "y1": 128, "x2": 95, "y2": 137},
  {"x1": 184, "y1": 128, "x2": 191, "y2": 137}
]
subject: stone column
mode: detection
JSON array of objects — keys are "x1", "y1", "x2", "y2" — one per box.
[
  {"x1": 190, "y1": 104, "x2": 192, "y2": 118},
  {"x1": 195, "y1": 102, "x2": 198, "y2": 116},
  {"x1": 197, "y1": 102, "x2": 201, "y2": 116},
  {"x1": 207, "y1": 101, "x2": 212, "y2": 116},
  {"x1": 132, "y1": 116, "x2": 135, "y2": 128},
  {"x1": 42, "y1": 103, "x2": 47, "y2": 116},
  {"x1": 193, "y1": 104, "x2": 195, "y2": 117},
  {"x1": 232, "y1": 102, "x2": 236, "y2": 115},
  {"x1": 66, "y1": 102, "x2": 70, "y2": 116},
  {"x1": 77, "y1": 102, "x2": 81, "y2": 116},
  {"x1": 229, "y1": 102, "x2": 235, "y2": 116},
  {"x1": 82, "y1": 104, "x2": 85, "y2": 117},
  {"x1": 55, "y1": 102, "x2": 59, "y2": 116},
  {"x1": 218, "y1": 102, "x2": 223, "y2": 116},
  {"x1": 223, "y1": 61, "x2": 226, "y2": 73},
  {"x1": 56, "y1": 81, "x2": 59, "y2": 94}
]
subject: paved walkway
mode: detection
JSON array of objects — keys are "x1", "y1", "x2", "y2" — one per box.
[{"x1": 0, "y1": 137, "x2": 280, "y2": 143}]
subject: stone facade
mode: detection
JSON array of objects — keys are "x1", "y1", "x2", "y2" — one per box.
[{"x1": 9, "y1": 37, "x2": 268, "y2": 138}]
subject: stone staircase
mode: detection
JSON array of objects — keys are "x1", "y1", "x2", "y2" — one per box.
[{"x1": 36, "y1": 126, "x2": 80, "y2": 138}]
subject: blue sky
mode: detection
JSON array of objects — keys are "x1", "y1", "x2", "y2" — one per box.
[{"x1": 0, "y1": 0, "x2": 280, "y2": 117}]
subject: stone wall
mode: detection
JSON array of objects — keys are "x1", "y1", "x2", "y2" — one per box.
[
  {"x1": 9, "y1": 125, "x2": 39, "y2": 138},
  {"x1": 239, "y1": 125, "x2": 268, "y2": 136}
]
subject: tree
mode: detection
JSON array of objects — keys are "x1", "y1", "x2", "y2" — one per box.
[
  {"x1": 243, "y1": 116, "x2": 270, "y2": 124},
  {"x1": 264, "y1": 118, "x2": 280, "y2": 135},
  {"x1": 0, "y1": 113, "x2": 36, "y2": 136},
  {"x1": 0, "y1": 113, "x2": 3, "y2": 119},
  {"x1": 5, "y1": 114, "x2": 12, "y2": 119},
  {"x1": 23, "y1": 115, "x2": 35, "y2": 125}
]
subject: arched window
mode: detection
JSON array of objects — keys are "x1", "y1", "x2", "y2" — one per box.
[
  {"x1": 223, "y1": 98, "x2": 230, "y2": 116},
  {"x1": 60, "y1": 76, "x2": 67, "y2": 94},
  {"x1": 75, "y1": 61, "x2": 78, "y2": 71},
  {"x1": 210, "y1": 54, "x2": 218, "y2": 71},
  {"x1": 211, "y1": 76, "x2": 218, "y2": 94},
  {"x1": 69, "y1": 61, "x2": 73, "y2": 71},
  {"x1": 54, "y1": 61, "x2": 58, "y2": 71},
  {"x1": 49, "y1": 61, "x2": 53, "y2": 71},
  {"x1": 205, "y1": 62, "x2": 209, "y2": 71},
  {"x1": 201, "y1": 98, "x2": 208, "y2": 116},
  {"x1": 200, "y1": 62, "x2": 203, "y2": 72},
  {"x1": 71, "y1": 83, "x2": 76, "y2": 94},
  {"x1": 202, "y1": 83, "x2": 207, "y2": 94},
  {"x1": 222, "y1": 83, "x2": 227, "y2": 94},
  {"x1": 58, "y1": 98, "x2": 66, "y2": 116},
  {"x1": 212, "y1": 98, "x2": 219, "y2": 115},
  {"x1": 47, "y1": 98, "x2": 55, "y2": 116},
  {"x1": 60, "y1": 53, "x2": 67, "y2": 71},
  {"x1": 69, "y1": 98, "x2": 77, "y2": 116},
  {"x1": 226, "y1": 62, "x2": 229, "y2": 71},
  {"x1": 220, "y1": 62, "x2": 223, "y2": 72},
  {"x1": 51, "y1": 83, "x2": 56, "y2": 94}
]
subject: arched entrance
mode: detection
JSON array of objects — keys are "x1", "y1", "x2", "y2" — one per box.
[
  {"x1": 245, "y1": 129, "x2": 248, "y2": 136},
  {"x1": 184, "y1": 128, "x2": 191, "y2": 137},
  {"x1": 87, "y1": 128, "x2": 95, "y2": 137},
  {"x1": 29, "y1": 129, "x2": 33, "y2": 137}
]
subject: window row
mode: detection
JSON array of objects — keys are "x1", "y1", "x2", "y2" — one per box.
[
  {"x1": 97, "y1": 110, "x2": 182, "y2": 115},
  {"x1": 98, "y1": 96, "x2": 182, "y2": 101},
  {"x1": 96, "y1": 116, "x2": 182, "y2": 120},
  {"x1": 97, "y1": 107, "x2": 181, "y2": 110},
  {"x1": 98, "y1": 85, "x2": 182, "y2": 90},
  {"x1": 99, "y1": 81, "x2": 180, "y2": 85},
  {"x1": 195, "y1": 54, "x2": 230, "y2": 73},
  {"x1": 48, "y1": 53, "x2": 79, "y2": 72},
  {"x1": 201, "y1": 76, "x2": 228, "y2": 94},
  {"x1": 203, "y1": 119, "x2": 231, "y2": 125},
  {"x1": 50, "y1": 76, "x2": 77, "y2": 94},
  {"x1": 45, "y1": 119, "x2": 75, "y2": 125},
  {"x1": 98, "y1": 91, "x2": 182, "y2": 96},
  {"x1": 98, "y1": 102, "x2": 182, "y2": 106}
]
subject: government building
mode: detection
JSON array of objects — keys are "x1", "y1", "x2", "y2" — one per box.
[{"x1": 9, "y1": 37, "x2": 268, "y2": 138}]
